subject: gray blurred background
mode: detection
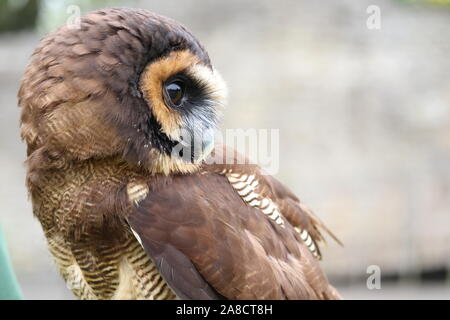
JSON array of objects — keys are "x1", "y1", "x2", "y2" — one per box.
[{"x1": 1, "y1": 0, "x2": 450, "y2": 299}]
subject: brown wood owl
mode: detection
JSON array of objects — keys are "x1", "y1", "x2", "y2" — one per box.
[{"x1": 18, "y1": 8, "x2": 341, "y2": 300}]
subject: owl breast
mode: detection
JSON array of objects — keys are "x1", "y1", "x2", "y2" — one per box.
[
  {"x1": 47, "y1": 232, "x2": 175, "y2": 300},
  {"x1": 31, "y1": 157, "x2": 176, "y2": 300}
]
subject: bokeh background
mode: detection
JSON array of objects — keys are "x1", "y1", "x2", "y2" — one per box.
[{"x1": 1, "y1": 0, "x2": 450, "y2": 299}]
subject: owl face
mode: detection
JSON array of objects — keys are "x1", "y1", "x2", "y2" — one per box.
[
  {"x1": 139, "y1": 49, "x2": 226, "y2": 168},
  {"x1": 19, "y1": 8, "x2": 226, "y2": 175}
]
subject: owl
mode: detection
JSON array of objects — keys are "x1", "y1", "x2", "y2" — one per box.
[{"x1": 18, "y1": 8, "x2": 341, "y2": 300}]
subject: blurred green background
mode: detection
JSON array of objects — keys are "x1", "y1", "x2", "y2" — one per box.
[{"x1": 1, "y1": 0, "x2": 450, "y2": 299}]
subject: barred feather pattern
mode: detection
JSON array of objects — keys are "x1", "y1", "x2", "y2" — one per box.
[
  {"x1": 223, "y1": 170, "x2": 321, "y2": 259},
  {"x1": 31, "y1": 157, "x2": 176, "y2": 300},
  {"x1": 47, "y1": 232, "x2": 175, "y2": 299}
]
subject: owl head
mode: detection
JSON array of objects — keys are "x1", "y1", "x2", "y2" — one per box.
[{"x1": 18, "y1": 8, "x2": 227, "y2": 175}]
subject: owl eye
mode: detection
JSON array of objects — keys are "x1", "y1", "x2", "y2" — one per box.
[{"x1": 164, "y1": 80, "x2": 185, "y2": 107}]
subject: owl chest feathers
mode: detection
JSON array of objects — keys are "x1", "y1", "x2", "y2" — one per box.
[{"x1": 30, "y1": 157, "x2": 176, "y2": 300}]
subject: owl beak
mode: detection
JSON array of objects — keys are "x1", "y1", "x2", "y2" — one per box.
[
  {"x1": 201, "y1": 132, "x2": 215, "y2": 160},
  {"x1": 193, "y1": 127, "x2": 215, "y2": 163},
  {"x1": 172, "y1": 126, "x2": 215, "y2": 163}
]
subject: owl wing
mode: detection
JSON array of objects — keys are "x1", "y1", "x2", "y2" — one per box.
[
  {"x1": 207, "y1": 145, "x2": 342, "y2": 259},
  {"x1": 229, "y1": 166, "x2": 342, "y2": 259},
  {"x1": 127, "y1": 167, "x2": 340, "y2": 300}
]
